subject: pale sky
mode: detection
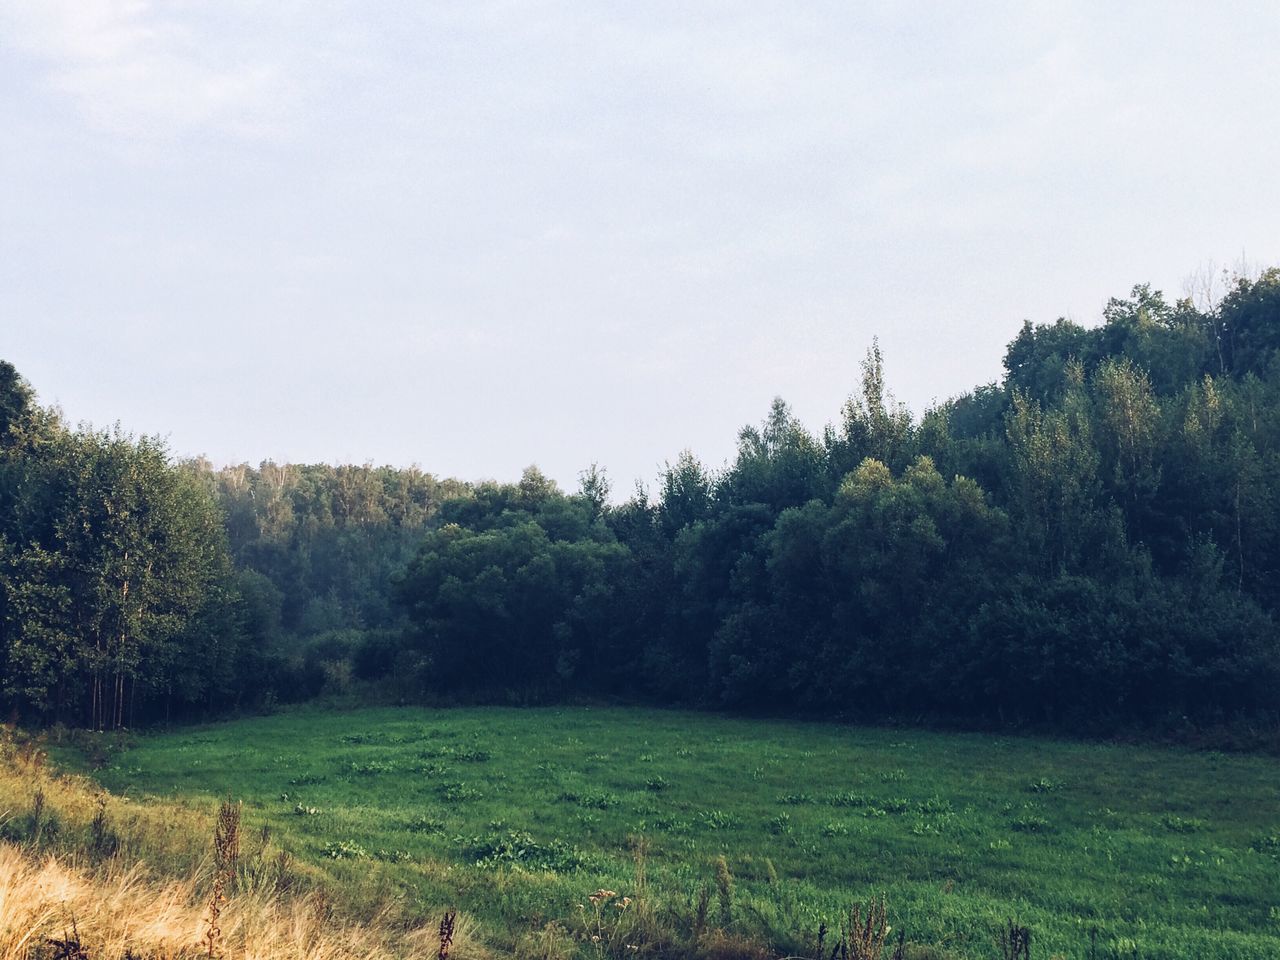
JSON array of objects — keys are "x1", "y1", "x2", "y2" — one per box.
[{"x1": 3, "y1": 1, "x2": 1278, "y2": 494}]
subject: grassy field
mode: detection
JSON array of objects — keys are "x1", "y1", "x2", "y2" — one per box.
[{"x1": 83, "y1": 705, "x2": 1280, "y2": 960}]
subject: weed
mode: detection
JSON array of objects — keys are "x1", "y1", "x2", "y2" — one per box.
[
  {"x1": 43, "y1": 918, "x2": 90, "y2": 960},
  {"x1": 322, "y1": 839, "x2": 369, "y2": 859},
  {"x1": 693, "y1": 884, "x2": 710, "y2": 939},
  {"x1": 1028, "y1": 777, "x2": 1064, "y2": 793},
  {"x1": 421, "y1": 745, "x2": 492, "y2": 762},
  {"x1": 1159, "y1": 815, "x2": 1205, "y2": 833},
  {"x1": 1010, "y1": 814, "x2": 1053, "y2": 833},
  {"x1": 767, "y1": 813, "x2": 791, "y2": 835},
  {"x1": 578, "y1": 888, "x2": 633, "y2": 957},
  {"x1": 698, "y1": 810, "x2": 740, "y2": 830},
  {"x1": 645, "y1": 775, "x2": 669, "y2": 792},
  {"x1": 829, "y1": 791, "x2": 870, "y2": 807},
  {"x1": 406, "y1": 814, "x2": 447, "y2": 833},
  {"x1": 89, "y1": 795, "x2": 117, "y2": 857},
  {"x1": 833, "y1": 895, "x2": 897, "y2": 960},
  {"x1": 214, "y1": 799, "x2": 241, "y2": 872},
  {"x1": 1109, "y1": 935, "x2": 1141, "y2": 958},
  {"x1": 1253, "y1": 834, "x2": 1280, "y2": 857},
  {"x1": 917, "y1": 796, "x2": 953, "y2": 815},
  {"x1": 29, "y1": 787, "x2": 45, "y2": 845},
  {"x1": 698, "y1": 929, "x2": 775, "y2": 960},
  {"x1": 461, "y1": 829, "x2": 583, "y2": 871},
  {"x1": 714, "y1": 855, "x2": 734, "y2": 927},
  {"x1": 518, "y1": 921, "x2": 573, "y2": 960},
  {"x1": 560, "y1": 790, "x2": 619, "y2": 809},
  {"x1": 438, "y1": 781, "x2": 484, "y2": 803},
  {"x1": 911, "y1": 813, "x2": 957, "y2": 837},
  {"x1": 17, "y1": 733, "x2": 47, "y2": 770},
  {"x1": 646, "y1": 815, "x2": 691, "y2": 833},
  {"x1": 437, "y1": 910, "x2": 456, "y2": 960},
  {"x1": 346, "y1": 759, "x2": 398, "y2": 776},
  {"x1": 205, "y1": 799, "x2": 241, "y2": 959},
  {"x1": 998, "y1": 920, "x2": 1031, "y2": 960}
]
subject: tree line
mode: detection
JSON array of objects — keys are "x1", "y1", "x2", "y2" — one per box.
[
  {"x1": 0, "y1": 367, "x2": 465, "y2": 726},
  {"x1": 3, "y1": 268, "x2": 1279, "y2": 732}
]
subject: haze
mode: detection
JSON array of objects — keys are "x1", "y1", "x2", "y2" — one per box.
[{"x1": 2, "y1": 1, "x2": 1278, "y2": 492}]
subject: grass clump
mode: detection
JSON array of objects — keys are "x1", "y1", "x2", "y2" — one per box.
[
  {"x1": 559, "y1": 791, "x2": 619, "y2": 809},
  {"x1": 1159, "y1": 814, "x2": 1206, "y2": 833},
  {"x1": 460, "y1": 829, "x2": 584, "y2": 872},
  {"x1": 697, "y1": 810, "x2": 740, "y2": 830},
  {"x1": 439, "y1": 782, "x2": 484, "y2": 803},
  {"x1": 1009, "y1": 814, "x2": 1053, "y2": 833},
  {"x1": 406, "y1": 814, "x2": 448, "y2": 834},
  {"x1": 322, "y1": 838, "x2": 369, "y2": 860}
]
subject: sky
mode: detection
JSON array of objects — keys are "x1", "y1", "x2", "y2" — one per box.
[{"x1": 2, "y1": 1, "x2": 1278, "y2": 495}]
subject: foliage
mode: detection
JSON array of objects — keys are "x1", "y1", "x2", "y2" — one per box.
[
  {"x1": 6, "y1": 268, "x2": 1280, "y2": 732},
  {"x1": 388, "y1": 270, "x2": 1280, "y2": 731}
]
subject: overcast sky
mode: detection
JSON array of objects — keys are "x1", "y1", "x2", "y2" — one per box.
[{"x1": 2, "y1": 1, "x2": 1278, "y2": 494}]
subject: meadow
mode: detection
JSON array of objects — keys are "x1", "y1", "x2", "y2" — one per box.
[{"x1": 84, "y1": 705, "x2": 1280, "y2": 960}]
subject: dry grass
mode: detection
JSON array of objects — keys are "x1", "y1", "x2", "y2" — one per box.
[
  {"x1": 0, "y1": 727, "x2": 485, "y2": 960},
  {"x1": 0, "y1": 843, "x2": 485, "y2": 960},
  {"x1": 0, "y1": 732, "x2": 208, "y2": 874}
]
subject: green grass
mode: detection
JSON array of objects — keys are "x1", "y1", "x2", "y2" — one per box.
[{"x1": 88, "y1": 705, "x2": 1280, "y2": 959}]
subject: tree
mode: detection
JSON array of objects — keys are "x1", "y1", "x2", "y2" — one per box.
[
  {"x1": 825, "y1": 341, "x2": 913, "y2": 478},
  {"x1": 1003, "y1": 364, "x2": 1106, "y2": 573},
  {"x1": 577, "y1": 463, "x2": 611, "y2": 522},
  {"x1": 0, "y1": 361, "x2": 36, "y2": 449},
  {"x1": 1093, "y1": 358, "x2": 1161, "y2": 539}
]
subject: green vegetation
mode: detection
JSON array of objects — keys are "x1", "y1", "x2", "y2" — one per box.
[
  {"x1": 5, "y1": 269, "x2": 1280, "y2": 954},
  {"x1": 88, "y1": 704, "x2": 1280, "y2": 959},
  {"x1": 8, "y1": 269, "x2": 1280, "y2": 737}
]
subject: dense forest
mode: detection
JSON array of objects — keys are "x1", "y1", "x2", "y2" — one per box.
[{"x1": 4, "y1": 269, "x2": 1280, "y2": 733}]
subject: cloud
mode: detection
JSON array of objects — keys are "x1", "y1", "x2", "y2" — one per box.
[{"x1": 0, "y1": 0, "x2": 295, "y2": 139}]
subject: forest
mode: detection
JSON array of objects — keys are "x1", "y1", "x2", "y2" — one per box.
[{"x1": 3, "y1": 269, "x2": 1280, "y2": 734}]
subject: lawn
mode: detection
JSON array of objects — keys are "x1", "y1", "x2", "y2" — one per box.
[{"x1": 90, "y1": 705, "x2": 1280, "y2": 959}]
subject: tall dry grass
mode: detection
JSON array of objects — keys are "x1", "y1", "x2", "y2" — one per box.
[
  {"x1": 0, "y1": 842, "x2": 484, "y2": 960},
  {"x1": 0, "y1": 727, "x2": 483, "y2": 960}
]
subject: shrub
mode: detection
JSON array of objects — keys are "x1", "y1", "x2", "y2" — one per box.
[
  {"x1": 460, "y1": 829, "x2": 584, "y2": 872},
  {"x1": 322, "y1": 839, "x2": 369, "y2": 859}
]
